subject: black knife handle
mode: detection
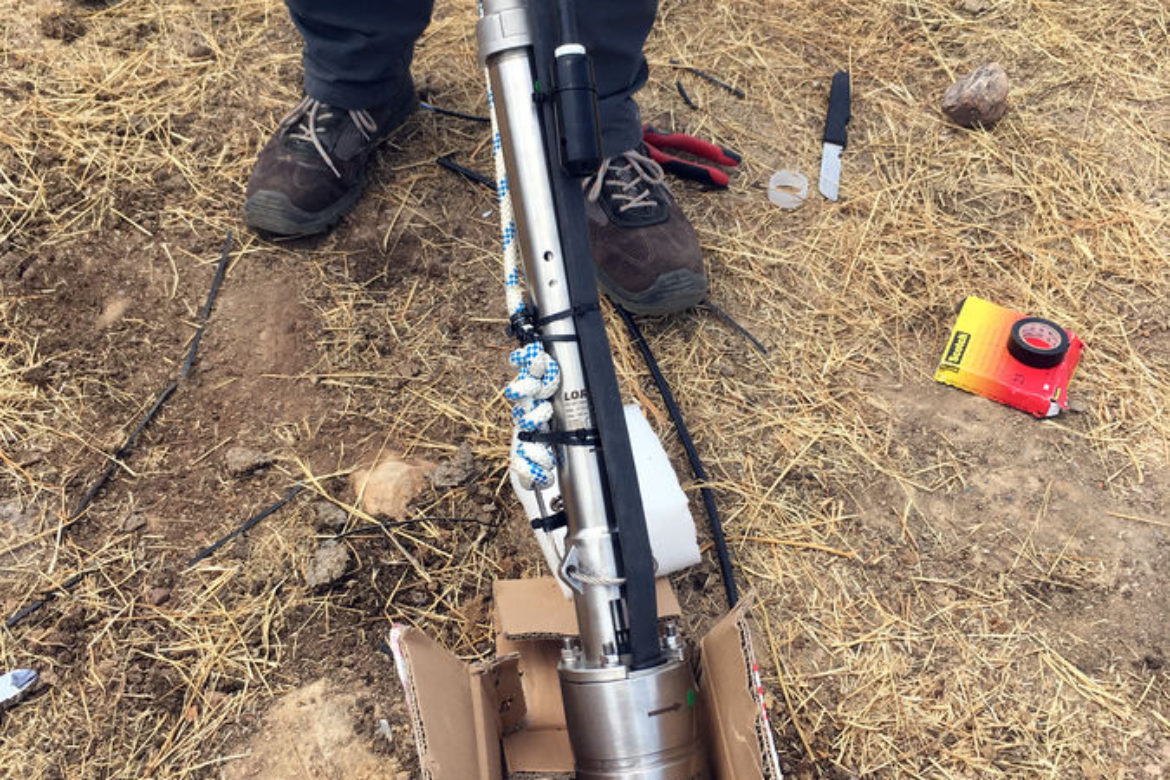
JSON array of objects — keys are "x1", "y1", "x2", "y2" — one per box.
[{"x1": 823, "y1": 71, "x2": 851, "y2": 147}]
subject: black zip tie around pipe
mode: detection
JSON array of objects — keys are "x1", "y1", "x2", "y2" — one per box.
[
  {"x1": 616, "y1": 306, "x2": 739, "y2": 608},
  {"x1": 5, "y1": 231, "x2": 234, "y2": 630}
]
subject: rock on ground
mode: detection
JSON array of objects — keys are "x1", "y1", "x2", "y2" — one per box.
[
  {"x1": 430, "y1": 441, "x2": 476, "y2": 489},
  {"x1": 223, "y1": 446, "x2": 273, "y2": 477},
  {"x1": 305, "y1": 540, "x2": 351, "y2": 588},
  {"x1": 313, "y1": 500, "x2": 349, "y2": 531},
  {"x1": 349, "y1": 454, "x2": 434, "y2": 517},
  {"x1": 956, "y1": 0, "x2": 991, "y2": 14},
  {"x1": 942, "y1": 62, "x2": 1010, "y2": 127}
]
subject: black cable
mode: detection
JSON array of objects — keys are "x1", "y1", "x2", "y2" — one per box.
[
  {"x1": 332, "y1": 515, "x2": 499, "y2": 541},
  {"x1": 419, "y1": 101, "x2": 491, "y2": 123},
  {"x1": 4, "y1": 572, "x2": 87, "y2": 629},
  {"x1": 187, "y1": 485, "x2": 305, "y2": 566},
  {"x1": 616, "y1": 307, "x2": 739, "y2": 608},
  {"x1": 5, "y1": 233, "x2": 234, "y2": 629},
  {"x1": 669, "y1": 60, "x2": 747, "y2": 99},
  {"x1": 182, "y1": 230, "x2": 233, "y2": 378},
  {"x1": 702, "y1": 299, "x2": 768, "y2": 355},
  {"x1": 555, "y1": 0, "x2": 580, "y2": 44}
]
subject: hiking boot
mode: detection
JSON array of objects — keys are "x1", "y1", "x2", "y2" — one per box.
[
  {"x1": 584, "y1": 148, "x2": 707, "y2": 315},
  {"x1": 244, "y1": 88, "x2": 417, "y2": 236}
]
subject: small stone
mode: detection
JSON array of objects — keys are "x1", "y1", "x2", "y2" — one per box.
[
  {"x1": 186, "y1": 42, "x2": 213, "y2": 59},
  {"x1": 956, "y1": 0, "x2": 990, "y2": 13},
  {"x1": 145, "y1": 586, "x2": 171, "y2": 606},
  {"x1": 305, "y1": 540, "x2": 351, "y2": 588},
  {"x1": 224, "y1": 446, "x2": 273, "y2": 477},
  {"x1": 942, "y1": 62, "x2": 1010, "y2": 128},
  {"x1": 312, "y1": 501, "x2": 348, "y2": 531},
  {"x1": 430, "y1": 442, "x2": 476, "y2": 489},
  {"x1": 121, "y1": 513, "x2": 148, "y2": 533},
  {"x1": 1067, "y1": 397, "x2": 1088, "y2": 414}
]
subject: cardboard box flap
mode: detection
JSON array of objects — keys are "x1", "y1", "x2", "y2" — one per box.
[
  {"x1": 390, "y1": 625, "x2": 522, "y2": 780},
  {"x1": 495, "y1": 636, "x2": 566, "y2": 730},
  {"x1": 700, "y1": 593, "x2": 783, "y2": 780},
  {"x1": 494, "y1": 577, "x2": 681, "y2": 639},
  {"x1": 502, "y1": 727, "x2": 575, "y2": 779}
]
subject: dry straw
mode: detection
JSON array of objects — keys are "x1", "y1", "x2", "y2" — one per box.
[{"x1": 1, "y1": 0, "x2": 1167, "y2": 777}]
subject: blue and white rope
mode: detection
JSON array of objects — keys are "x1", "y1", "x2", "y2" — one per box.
[{"x1": 485, "y1": 68, "x2": 560, "y2": 490}]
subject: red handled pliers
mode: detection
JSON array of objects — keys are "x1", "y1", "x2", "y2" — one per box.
[{"x1": 642, "y1": 125, "x2": 741, "y2": 189}]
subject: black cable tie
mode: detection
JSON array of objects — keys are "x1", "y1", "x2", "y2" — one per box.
[
  {"x1": 530, "y1": 511, "x2": 568, "y2": 533},
  {"x1": 670, "y1": 60, "x2": 747, "y2": 99},
  {"x1": 519, "y1": 428, "x2": 600, "y2": 447},
  {"x1": 535, "y1": 302, "x2": 599, "y2": 328}
]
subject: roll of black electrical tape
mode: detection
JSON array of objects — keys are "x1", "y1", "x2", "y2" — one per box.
[{"x1": 1008, "y1": 317, "x2": 1069, "y2": 369}]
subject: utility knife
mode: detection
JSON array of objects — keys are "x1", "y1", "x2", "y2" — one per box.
[
  {"x1": 0, "y1": 669, "x2": 37, "y2": 711},
  {"x1": 818, "y1": 71, "x2": 852, "y2": 201}
]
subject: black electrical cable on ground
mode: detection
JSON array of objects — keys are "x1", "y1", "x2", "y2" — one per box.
[
  {"x1": 186, "y1": 485, "x2": 306, "y2": 566},
  {"x1": 616, "y1": 306, "x2": 739, "y2": 608},
  {"x1": 5, "y1": 232, "x2": 234, "y2": 630}
]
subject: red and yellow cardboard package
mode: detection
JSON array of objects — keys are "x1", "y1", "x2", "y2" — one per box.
[{"x1": 935, "y1": 296, "x2": 1084, "y2": 418}]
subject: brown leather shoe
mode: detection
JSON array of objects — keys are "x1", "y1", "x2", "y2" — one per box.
[
  {"x1": 244, "y1": 87, "x2": 416, "y2": 237},
  {"x1": 584, "y1": 148, "x2": 707, "y2": 315}
]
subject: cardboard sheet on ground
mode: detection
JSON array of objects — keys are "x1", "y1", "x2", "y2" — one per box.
[{"x1": 389, "y1": 577, "x2": 782, "y2": 779}]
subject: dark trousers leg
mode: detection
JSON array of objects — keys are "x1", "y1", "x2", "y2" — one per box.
[
  {"x1": 287, "y1": 0, "x2": 434, "y2": 110},
  {"x1": 577, "y1": 0, "x2": 657, "y2": 156},
  {"x1": 286, "y1": 0, "x2": 657, "y2": 154}
]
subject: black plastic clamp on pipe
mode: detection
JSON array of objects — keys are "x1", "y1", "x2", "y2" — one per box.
[
  {"x1": 530, "y1": 0, "x2": 663, "y2": 671},
  {"x1": 551, "y1": 0, "x2": 602, "y2": 176}
]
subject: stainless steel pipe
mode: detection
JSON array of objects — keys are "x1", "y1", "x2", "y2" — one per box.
[{"x1": 478, "y1": 1, "x2": 708, "y2": 776}]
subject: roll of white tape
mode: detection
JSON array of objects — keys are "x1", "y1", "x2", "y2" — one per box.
[{"x1": 768, "y1": 169, "x2": 809, "y2": 210}]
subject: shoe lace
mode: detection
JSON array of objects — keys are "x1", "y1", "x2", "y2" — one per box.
[
  {"x1": 585, "y1": 149, "x2": 668, "y2": 212},
  {"x1": 279, "y1": 96, "x2": 379, "y2": 179}
]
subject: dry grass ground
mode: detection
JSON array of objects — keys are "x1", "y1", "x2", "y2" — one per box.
[{"x1": 1, "y1": 0, "x2": 1168, "y2": 778}]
